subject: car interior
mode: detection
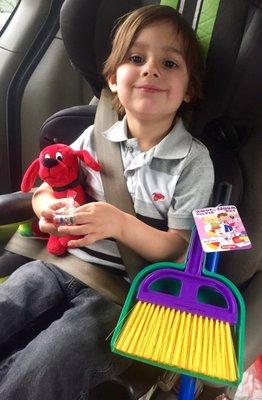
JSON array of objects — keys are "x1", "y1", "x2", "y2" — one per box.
[{"x1": 0, "y1": 0, "x2": 261, "y2": 399}]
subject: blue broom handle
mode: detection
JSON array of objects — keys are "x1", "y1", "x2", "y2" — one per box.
[
  {"x1": 178, "y1": 251, "x2": 221, "y2": 399},
  {"x1": 207, "y1": 251, "x2": 221, "y2": 273},
  {"x1": 178, "y1": 182, "x2": 231, "y2": 399},
  {"x1": 178, "y1": 375, "x2": 196, "y2": 400}
]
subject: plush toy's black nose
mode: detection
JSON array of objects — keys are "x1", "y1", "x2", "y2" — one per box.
[{"x1": 43, "y1": 158, "x2": 59, "y2": 168}]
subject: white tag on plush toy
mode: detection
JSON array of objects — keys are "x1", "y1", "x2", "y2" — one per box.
[{"x1": 193, "y1": 205, "x2": 252, "y2": 252}]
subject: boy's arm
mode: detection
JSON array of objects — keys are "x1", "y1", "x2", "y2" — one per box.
[
  {"x1": 58, "y1": 203, "x2": 190, "y2": 263},
  {"x1": 118, "y1": 212, "x2": 190, "y2": 263}
]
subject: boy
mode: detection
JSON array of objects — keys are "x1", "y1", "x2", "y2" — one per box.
[{"x1": 0, "y1": 5, "x2": 213, "y2": 399}]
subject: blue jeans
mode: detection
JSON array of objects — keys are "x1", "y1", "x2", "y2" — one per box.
[{"x1": 0, "y1": 261, "x2": 130, "y2": 399}]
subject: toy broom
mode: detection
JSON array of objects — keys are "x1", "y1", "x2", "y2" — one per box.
[{"x1": 111, "y1": 228, "x2": 245, "y2": 386}]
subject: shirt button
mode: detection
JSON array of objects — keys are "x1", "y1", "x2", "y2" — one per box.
[
  {"x1": 127, "y1": 146, "x2": 133, "y2": 153},
  {"x1": 126, "y1": 170, "x2": 135, "y2": 176}
]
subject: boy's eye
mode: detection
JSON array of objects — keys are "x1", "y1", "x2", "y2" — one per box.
[
  {"x1": 163, "y1": 60, "x2": 178, "y2": 69},
  {"x1": 129, "y1": 55, "x2": 143, "y2": 64}
]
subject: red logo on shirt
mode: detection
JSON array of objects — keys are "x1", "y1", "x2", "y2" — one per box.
[{"x1": 152, "y1": 192, "x2": 165, "y2": 201}]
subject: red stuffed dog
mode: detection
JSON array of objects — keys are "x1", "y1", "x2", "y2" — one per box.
[{"x1": 21, "y1": 143, "x2": 101, "y2": 255}]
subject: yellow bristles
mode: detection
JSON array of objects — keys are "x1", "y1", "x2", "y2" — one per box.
[{"x1": 115, "y1": 301, "x2": 238, "y2": 383}]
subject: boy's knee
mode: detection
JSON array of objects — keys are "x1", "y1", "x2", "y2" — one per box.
[
  {"x1": 8, "y1": 260, "x2": 66, "y2": 289},
  {"x1": 10, "y1": 260, "x2": 47, "y2": 280},
  {"x1": 1, "y1": 261, "x2": 48, "y2": 292}
]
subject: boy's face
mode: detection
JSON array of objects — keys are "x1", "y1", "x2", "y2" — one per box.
[{"x1": 108, "y1": 21, "x2": 191, "y2": 125}]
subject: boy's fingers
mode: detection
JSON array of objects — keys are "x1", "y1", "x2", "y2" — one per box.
[
  {"x1": 55, "y1": 212, "x2": 93, "y2": 228},
  {"x1": 53, "y1": 214, "x2": 76, "y2": 226},
  {"x1": 41, "y1": 200, "x2": 72, "y2": 220},
  {"x1": 41, "y1": 209, "x2": 54, "y2": 219},
  {"x1": 57, "y1": 224, "x2": 93, "y2": 235},
  {"x1": 39, "y1": 217, "x2": 62, "y2": 237},
  {"x1": 54, "y1": 198, "x2": 76, "y2": 209},
  {"x1": 68, "y1": 234, "x2": 99, "y2": 247}
]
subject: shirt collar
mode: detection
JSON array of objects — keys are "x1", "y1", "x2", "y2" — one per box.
[
  {"x1": 102, "y1": 116, "x2": 192, "y2": 159},
  {"x1": 154, "y1": 118, "x2": 192, "y2": 159},
  {"x1": 102, "y1": 116, "x2": 129, "y2": 142}
]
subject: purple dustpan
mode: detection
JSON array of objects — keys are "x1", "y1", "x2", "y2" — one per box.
[{"x1": 137, "y1": 228, "x2": 238, "y2": 325}]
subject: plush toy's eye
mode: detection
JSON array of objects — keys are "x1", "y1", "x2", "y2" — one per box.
[
  {"x1": 44, "y1": 154, "x2": 51, "y2": 159},
  {"x1": 56, "y1": 152, "x2": 63, "y2": 161}
]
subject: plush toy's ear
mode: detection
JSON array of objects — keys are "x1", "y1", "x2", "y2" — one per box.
[
  {"x1": 74, "y1": 150, "x2": 101, "y2": 171},
  {"x1": 21, "y1": 159, "x2": 40, "y2": 192}
]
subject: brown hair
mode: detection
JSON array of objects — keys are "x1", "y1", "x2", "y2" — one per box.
[
  {"x1": 103, "y1": 5, "x2": 204, "y2": 117},
  {"x1": 217, "y1": 213, "x2": 229, "y2": 218}
]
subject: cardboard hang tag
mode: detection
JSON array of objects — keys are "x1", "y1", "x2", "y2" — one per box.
[{"x1": 193, "y1": 205, "x2": 252, "y2": 253}]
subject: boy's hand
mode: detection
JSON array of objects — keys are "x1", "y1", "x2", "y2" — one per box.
[
  {"x1": 39, "y1": 198, "x2": 75, "y2": 237},
  {"x1": 57, "y1": 202, "x2": 125, "y2": 247}
]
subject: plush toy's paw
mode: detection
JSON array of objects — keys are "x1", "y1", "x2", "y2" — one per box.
[{"x1": 47, "y1": 236, "x2": 67, "y2": 256}]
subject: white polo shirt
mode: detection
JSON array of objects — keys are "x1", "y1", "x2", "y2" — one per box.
[{"x1": 69, "y1": 117, "x2": 214, "y2": 275}]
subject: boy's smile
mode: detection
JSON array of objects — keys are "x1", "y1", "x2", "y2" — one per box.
[
  {"x1": 109, "y1": 21, "x2": 191, "y2": 131},
  {"x1": 134, "y1": 84, "x2": 166, "y2": 93}
]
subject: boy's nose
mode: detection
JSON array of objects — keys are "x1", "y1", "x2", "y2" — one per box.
[{"x1": 141, "y1": 61, "x2": 159, "y2": 78}]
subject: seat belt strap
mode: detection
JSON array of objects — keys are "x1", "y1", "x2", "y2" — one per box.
[
  {"x1": 94, "y1": 89, "x2": 147, "y2": 280},
  {"x1": 5, "y1": 232, "x2": 129, "y2": 305}
]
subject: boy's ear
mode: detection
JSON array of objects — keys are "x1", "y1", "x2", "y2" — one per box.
[
  {"x1": 184, "y1": 82, "x2": 194, "y2": 103},
  {"x1": 184, "y1": 88, "x2": 192, "y2": 103},
  {"x1": 108, "y1": 75, "x2": 118, "y2": 93},
  {"x1": 183, "y1": 93, "x2": 191, "y2": 103}
]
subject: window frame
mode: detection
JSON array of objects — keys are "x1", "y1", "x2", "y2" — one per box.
[{"x1": 0, "y1": 0, "x2": 21, "y2": 35}]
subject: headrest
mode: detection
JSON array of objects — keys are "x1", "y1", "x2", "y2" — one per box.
[
  {"x1": 39, "y1": 105, "x2": 97, "y2": 149},
  {"x1": 60, "y1": 0, "x2": 154, "y2": 98}
]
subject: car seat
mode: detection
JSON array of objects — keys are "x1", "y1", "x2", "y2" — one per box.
[{"x1": 0, "y1": 0, "x2": 262, "y2": 398}]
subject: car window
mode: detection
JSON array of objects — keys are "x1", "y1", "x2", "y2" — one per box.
[{"x1": 0, "y1": 0, "x2": 19, "y2": 31}]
